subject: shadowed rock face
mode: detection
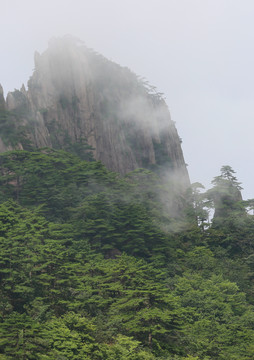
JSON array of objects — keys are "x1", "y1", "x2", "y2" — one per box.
[{"x1": 0, "y1": 36, "x2": 189, "y2": 187}]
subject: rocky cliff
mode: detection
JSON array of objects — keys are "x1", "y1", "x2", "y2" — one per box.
[{"x1": 0, "y1": 36, "x2": 189, "y2": 187}]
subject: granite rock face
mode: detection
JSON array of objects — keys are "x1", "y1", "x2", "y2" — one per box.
[
  {"x1": 0, "y1": 36, "x2": 189, "y2": 187},
  {"x1": 0, "y1": 85, "x2": 5, "y2": 110}
]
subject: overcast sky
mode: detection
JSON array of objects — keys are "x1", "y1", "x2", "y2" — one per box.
[{"x1": 1, "y1": 0, "x2": 254, "y2": 199}]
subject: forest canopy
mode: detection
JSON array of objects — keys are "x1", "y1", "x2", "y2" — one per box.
[{"x1": 0, "y1": 150, "x2": 254, "y2": 359}]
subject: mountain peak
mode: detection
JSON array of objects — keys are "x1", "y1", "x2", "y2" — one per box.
[{"x1": 0, "y1": 37, "x2": 189, "y2": 189}]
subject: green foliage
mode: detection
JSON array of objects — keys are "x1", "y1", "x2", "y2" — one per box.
[
  {"x1": 207, "y1": 165, "x2": 244, "y2": 222},
  {"x1": 0, "y1": 155, "x2": 254, "y2": 359},
  {"x1": 0, "y1": 109, "x2": 31, "y2": 148},
  {"x1": 0, "y1": 149, "x2": 117, "y2": 221},
  {"x1": 38, "y1": 312, "x2": 97, "y2": 359},
  {"x1": 63, "y1": 137, "x2": 95, "y2": 161},
  {"x1": 173, "y1": 273, "x2": 254, "y2": 359},
  {"x1": 185, "y1": 183, "x2": 210, "y2": 230},
  {"x1": 103, "y1": 334, "x2": 155, "y2": 360},
  {"x1": 203, "y1": 166, "x2": 254, "y2": 256},
  {"x1": 0, "y1": 149, "x2": 174, "y2": 261}
]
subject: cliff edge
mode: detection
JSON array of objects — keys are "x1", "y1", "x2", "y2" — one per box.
[{"x1": 0, "y1": 36, "x2": 189, "y2": 188}]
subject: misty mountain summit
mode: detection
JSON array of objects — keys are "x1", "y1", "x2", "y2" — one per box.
[
  {"x1": 0, "y1": 35, "x2": 189, "y2": 188},
  {"x1": 2, "y1": 36, "x2": 254, "y2": 360}
]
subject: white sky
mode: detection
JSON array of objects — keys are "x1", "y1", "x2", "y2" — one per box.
[{"x1": 1, "y1": 0, "x2": 254, "y2": 199}]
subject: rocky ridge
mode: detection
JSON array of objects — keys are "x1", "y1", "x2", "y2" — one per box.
[{"x1": 0, "y1": 36, "x2": 189, "y2": 187}]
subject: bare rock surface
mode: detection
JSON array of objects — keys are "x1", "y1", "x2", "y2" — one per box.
[{"x1": 0, "y1": 36, "x2": 189, "y2": 187}]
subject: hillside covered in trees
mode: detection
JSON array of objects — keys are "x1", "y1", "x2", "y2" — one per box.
[
  {"x1": 0, "y1": 148, "x2": 254, "y2": 359},
  {"x1": 0, "y1": 37, "x2": 254, "y2": 359}
]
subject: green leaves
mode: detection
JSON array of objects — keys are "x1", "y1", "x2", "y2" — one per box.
[
  {"x1": 0, "y1": 149, "x2": 118, "y2": 221},
  {"x1": 0, "y1": 152, "x2": 254, "y2": 359},
  {"x1": 173, "y1": 273, "x2": 254, "y2": 359},
  {"x1": 38, "y1": 312, "x2": 96, "y2": 359}
]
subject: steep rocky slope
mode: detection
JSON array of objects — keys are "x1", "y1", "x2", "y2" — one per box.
[{"x1": 0, "y1": 36, "x2": 189, "y2": 186}]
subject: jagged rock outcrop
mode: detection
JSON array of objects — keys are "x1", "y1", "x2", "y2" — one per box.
[
  {"x1": 0, "y1": 85, "x2": 5, "y2": 110},
  {"x1": 0, "y1": 36, "x2": 189, "y2": 187}
]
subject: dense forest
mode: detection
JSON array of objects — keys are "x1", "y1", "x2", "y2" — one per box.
[{"x1": 0, "y1": 146, "x2": 254, "y2": 359}]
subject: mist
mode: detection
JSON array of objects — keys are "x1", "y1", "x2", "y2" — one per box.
[{"x1": 1, "y1": 0, "x2": 254, "y2": 199}]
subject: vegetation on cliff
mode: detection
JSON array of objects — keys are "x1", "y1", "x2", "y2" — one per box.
[
  {"x1": 0, "y1": 37, "x2": 189, "y2": 183},
  {"x1": 0, "y1": 149, "x2": 254, "y2": 359},
  {"x1": 0, "y1": 36, "x2": 252, "y2": 359}
]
